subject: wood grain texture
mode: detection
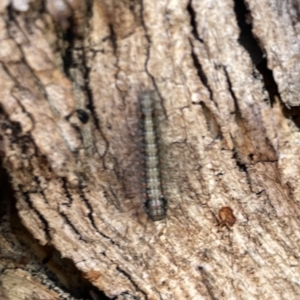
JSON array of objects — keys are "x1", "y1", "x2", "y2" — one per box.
[
  {"x1": 247, "y1": 0, "x2": 300, "y2": 106},
  {"x1": 1, "y1": 0, "x2": 300, "y2": 299}
]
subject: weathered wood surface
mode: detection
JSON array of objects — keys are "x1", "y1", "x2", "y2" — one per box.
[{"x1": 1, "y1": 0, "x2": 300, "y2": 299}]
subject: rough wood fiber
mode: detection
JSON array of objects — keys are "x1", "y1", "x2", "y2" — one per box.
[
  {"x1": 1, "y1": 0, "x2": 300, "y2": 299},
  {"x1": 247, "y1": 0, "x2": 300, "y2": 106}
]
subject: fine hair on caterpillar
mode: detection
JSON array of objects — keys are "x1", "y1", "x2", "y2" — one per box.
[{"x1": 139, "y1": 90, "x2": 167, "y2": 221}]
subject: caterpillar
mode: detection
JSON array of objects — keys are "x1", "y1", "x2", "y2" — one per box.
[{"x1": 139, "y1": 90, "x2": 167, "y2": 221}]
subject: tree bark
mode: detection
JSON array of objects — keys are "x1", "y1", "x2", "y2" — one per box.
[{"x1": 1, "y1": 0, "x2": 300, "y2": 299}]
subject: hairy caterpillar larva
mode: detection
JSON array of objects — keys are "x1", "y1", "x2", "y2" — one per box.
[{"x1": 139, "y1": 91, "x2": 167, "y2": 221}]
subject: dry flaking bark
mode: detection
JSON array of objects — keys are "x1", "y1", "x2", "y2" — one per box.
[
  {"x1": 0, "y1": 165, "x2": 94, "y2": 299},
  {"x1": 1, "y1": 0, "x2": 300, "y2": 299}
]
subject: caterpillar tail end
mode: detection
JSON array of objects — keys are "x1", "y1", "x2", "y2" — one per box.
[{"x1": 146, "y1": 197, "x2": 167, "y2": 221}]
